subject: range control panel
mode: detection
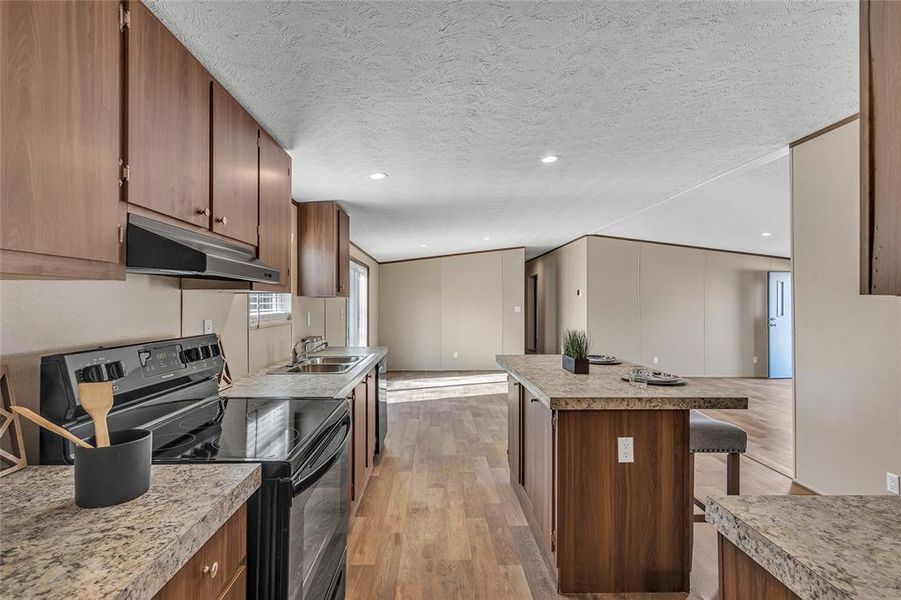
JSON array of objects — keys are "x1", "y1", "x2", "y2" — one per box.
[{"x1": 41, "y1": 334, "x2": 224, "y2": 425}]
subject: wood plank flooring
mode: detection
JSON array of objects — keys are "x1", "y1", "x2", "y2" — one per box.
[{"x1": 348, "y1": 372, "x2": 808, "y2": 600}]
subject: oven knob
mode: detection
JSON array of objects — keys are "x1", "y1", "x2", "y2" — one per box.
[
  {"x1": 183, "y1": 347, "x2": 202, "y2": 363},
  {"x1": 105, "y1": 361, "x2": 126, "y2": 380},
  {"x1": 81, "y1": 364, "x2": 108, "y2": 383}
]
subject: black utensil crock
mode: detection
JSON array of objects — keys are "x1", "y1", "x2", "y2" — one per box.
[{"x1": 74, "y1": 429, "x2": 152, "y2": 508}]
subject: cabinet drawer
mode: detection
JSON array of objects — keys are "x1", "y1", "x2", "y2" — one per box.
[{"x1": 154, "y1": 503, "x2": 247, "y2": 600}]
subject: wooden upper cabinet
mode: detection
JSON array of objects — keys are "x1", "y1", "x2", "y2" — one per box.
[
  {"x1": 1, "y1": 0, "x2": 124, "y2": 278},
  {"x1": 297, "y1": 201, "x2": 351, "y2": 297},
  {"x1": 860, "y1": 0, "x2": 901, "y2": 295},
  {"x1": 211, "y1": 82, "x2": 259, "y2": 246},
  {"x1": 127, "y1": 0, "x2": 211, "y2": 229},
  {"x1": 257, "y1": 131, "x2": 292, "y2": 291}
]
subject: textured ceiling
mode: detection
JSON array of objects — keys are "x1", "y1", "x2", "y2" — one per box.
[{"x1": 146, "y1": 0, "x2": 857, "y2": 261}]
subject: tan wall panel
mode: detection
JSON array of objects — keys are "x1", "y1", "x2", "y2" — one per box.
[
  {"x1": 586, "y1": 237, "x2": 640, "y2": 362},
  {"x1": 350, "y1": 245, "x2": 379, "y2": 346},
  {"x1": 439, "y1": 252, "x2": 503, "y2": 369},
  {"x1": 379, "y1": 258, "x2": 442, "y2": 370},
  {"x1": 248, "y1": 323, "x2": 293, "y2": 373},
  {"x1": 639, "y1": 244, "x2": 706, "y2": 376},
  {"x1": 791, "y1": 119, "x2": 901, "y2": 494},
  {"x1": 325, "y1": 297, "x2": 348, "y2": 347},
  {"x1": 501, "y1": 248, "x2": 526, "y2": 354},
  {"x1": 182, "y1": 290, "x2": 249, "y2": 380}
]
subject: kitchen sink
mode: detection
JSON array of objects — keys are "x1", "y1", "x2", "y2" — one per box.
[{"x1": 306, "y1": 355, "x2": 365, "y2": 365}]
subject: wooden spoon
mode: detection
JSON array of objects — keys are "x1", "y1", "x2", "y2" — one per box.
[
  {"x1": 12, "y1": 406, "x2": 93, "y2": 449},
  {"x1": 78, "y1": 382, "x2": 113, "y2": 448}
]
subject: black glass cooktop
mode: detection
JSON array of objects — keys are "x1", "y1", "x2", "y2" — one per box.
[{"x1": 147, "y1": 396, "x2": 344, "y2": 465}]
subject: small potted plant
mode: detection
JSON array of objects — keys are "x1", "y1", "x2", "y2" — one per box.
[{"x1": 562, "y1": 329, "x2": 590, "y2": 374}]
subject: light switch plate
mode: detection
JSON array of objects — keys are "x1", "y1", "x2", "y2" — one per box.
[
  {"x1": 202, "y1": 319, "x2": 213, "y2": 334},
  {"x1": 453, "y1": 352, "x2": 458, "y2": 359},
  {"x1": 753, "y1": 356, "x2": 759, "y2": 364},
  {"x1": 652, "y1": 356, "x2": 659, "y2": 365},
  {"x1": 514, "y1": 305, "x2": 522, "y2": 313},
  {"x1": 888, "y1": 472, "x2": 900, "y2": 495},
  {"x1": 617, "y1": 437, "x2": 634, "y2": 463}
]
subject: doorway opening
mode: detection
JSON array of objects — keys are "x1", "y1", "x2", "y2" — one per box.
[
  {"x1": 525, "y1": 274, "x2": 538, "y2": 353},
  {"x1": 347, "y1": 259, "x2": 369, "y2": 346}
]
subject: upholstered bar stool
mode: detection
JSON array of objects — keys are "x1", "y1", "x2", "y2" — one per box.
[{"x1": 689, "y1": 410, "x2": 747, "y2": 522}]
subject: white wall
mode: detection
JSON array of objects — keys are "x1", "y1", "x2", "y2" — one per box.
[
  {"x1": 379, "y1": 248, "x2": 525, "y2": 370},
  {"x1": 525, "y1": 238, "x2": 587, "y2": 354},
  {"x1": 586, "y1": 237, "x2": 640, "y2": 363},
  {"x1": 791, "y1": 119, "x2": 901, "y2": 495}
]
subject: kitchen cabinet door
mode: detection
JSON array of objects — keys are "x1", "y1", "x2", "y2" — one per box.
[
  {"x1": 366, "y1": 370, "x2": 377, "y2": 467},
  {"x1": 298, "y1": 201, "x2": 351, "y2": 297},
  {"x1": 522, "y1": 389, "x2": 554, "y2": 556},
  {"x1": 257, "y1": 130, "x2": 292, "y2": 291},
  {"x1": 1, "y1": 0, "x2": 124, "y2": 278},
  {"x1": 860, "y1": 0, "x2": 901, "y2": 295},
  {"x1": 127, "y1": 0, "x2": 211, "y2": 228},
  {"x1": 211, "y1": 82, "x2": 259, "y2": 246},
  {"x1": 336, "y1": 206, "x2": 351, "y2": 297},
  {"x1": 508, "y1": 378, "x2": 523, "y2": 485},
  {"x1": 350, "y1": 381, "x2": 370, "y2": 518}
]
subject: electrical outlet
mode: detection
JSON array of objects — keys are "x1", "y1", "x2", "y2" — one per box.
[
  {"x1": 652, "y1": 356, "x2": 659, "y2": 365},
  {"x1": 617, "y1": 437, "x2": 634, "y2": 463},
  {"x1": 202, "y1": 319, "x2": 213, "y2": 334},
  {"x1": 887, "y1": 472, "x2": 900, "y2": 495},
  {"x1": 306, "y1": 312, "x2": 311, "y2": 326},
  {"x1": 453, "y1": 352, "x2": 458, "y2": 359},
  {"x1": 753, "y1": 356, "x2": 759, "y2": 365}
]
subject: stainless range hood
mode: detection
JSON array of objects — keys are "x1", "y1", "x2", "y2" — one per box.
[{"x1": 126, "y1": 214, "x2": 280, "y2": 284}]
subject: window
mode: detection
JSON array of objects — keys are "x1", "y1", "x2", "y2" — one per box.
[
  {"x1": 347, "y1": 261, "x2": 368, "y2": 346},
  {"x1": 248, "y1": 292, "x2": 292, "y2": 328}
]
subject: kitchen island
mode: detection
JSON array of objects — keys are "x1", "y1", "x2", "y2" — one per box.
[
  {"x1": 496, "y1": 354, "x2": 747, "y2": 596},
  {"x1": 706, "y1": 495, "x2": 901, "y2": 599}
]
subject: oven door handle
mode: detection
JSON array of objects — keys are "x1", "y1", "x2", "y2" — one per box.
[{"x1": 292, "y1": 413, "x2": 351, "y2": 495}]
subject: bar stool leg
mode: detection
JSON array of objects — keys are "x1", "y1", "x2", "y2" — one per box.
[{"x1": 726, "y1": 452, "x2": 741, "y2": 495}]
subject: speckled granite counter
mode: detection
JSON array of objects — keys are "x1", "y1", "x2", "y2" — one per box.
[
  {"x1": 496, "y1": 354, "x2": 748, "y2": 410},
  {"x1": 706, "y1": 495, "x2": 901, "y2": 599},
  {"x1": 0, "y1": 464, "x2": 260, "y2": 600},
  {"x1": 222, "y1": 346, "x2": 387, "y2": 399}
]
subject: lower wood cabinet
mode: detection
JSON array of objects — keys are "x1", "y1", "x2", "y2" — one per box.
[
  {"x1": 718, "y1": 535, "x2": 800, "y2": 600},
  {"x1": 349, "y1": 368, "x2": 378, "y2": 520},
  {"x1": 154, "y1": 503, "x2": 247, "y2": 600},
  {"x1": 507, "y1": 379, "x2": 522, "y2": 485},
  {"x1": 521, "y1": 387, "x2": 555, "y2": 562}
]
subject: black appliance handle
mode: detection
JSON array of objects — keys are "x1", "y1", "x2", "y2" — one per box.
[{"x1": 292, "y1": 413, "x2": 351, "y2": 495}]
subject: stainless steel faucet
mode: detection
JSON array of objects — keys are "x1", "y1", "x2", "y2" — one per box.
[{"x1": 291, "y1": 335, "x2": 327, "y2": 365}]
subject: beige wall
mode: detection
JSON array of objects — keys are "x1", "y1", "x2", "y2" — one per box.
[
  {"x1": 529, "y1": 236, "x2": 789, "y2": 377},
  {"x1": 525, "y1": 238, "x2": 587, "y2": 354},
  {"x1": 791, "y1": 119, "x2": 901, "y2": 495},
  {"x1": 0, "y1": 275, "x2": 183, "y2": 458},
  {"x1": 380, "y1": 248, "x2": 525, "y2": 370},
  {"x1": 182, "y1": 290, "x2": 250, "y2": 380}
]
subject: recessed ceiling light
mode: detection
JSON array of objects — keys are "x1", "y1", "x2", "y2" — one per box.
[
  {"x1": 370, "y1": 172, "x2": 388, "y2": 180},
  {"x1": 541, "y1": 155, "x2": 559, "y2": 164},
  {"x1": 483, "y1": 236, "x2": 491, "y2": 241},
  {"x1": 761, "y1": 232, "x2": 772, "y2": 237},
  {"x1": 419, "y1": 243, "x2": 427, "y2": 248}
]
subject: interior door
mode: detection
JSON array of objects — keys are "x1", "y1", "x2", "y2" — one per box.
[{"x1": 767, "y1": 271, "x2": 793, "y2": 378}]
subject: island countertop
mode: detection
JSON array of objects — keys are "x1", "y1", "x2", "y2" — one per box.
[
  {"x1": 222, "y1": 346, "x2": 387, "y2": 399},
  {"x1": 706, "y1": 495, "x2": 901, "y2": 599},
  {"x1": 496, "y1": 354, "x2": 748, "y2": 410},
  {"x1": 0, "y1": 464, "x2": 260, "y2": 600}
]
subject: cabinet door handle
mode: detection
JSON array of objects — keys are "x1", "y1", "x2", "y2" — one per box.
[
  {"x1": 202, "y1": 561, "x2": 220, "y2": 579},
  {"x1": 215, "y1": 216, "x2": 228, "y2": 225},
  {"x1": 197, "y1": 207, "x2": 210, "y2": 216}
]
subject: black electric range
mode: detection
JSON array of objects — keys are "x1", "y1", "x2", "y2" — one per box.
[{"x1": 39, "y1": 334, "x2": 349, "y2": 600}]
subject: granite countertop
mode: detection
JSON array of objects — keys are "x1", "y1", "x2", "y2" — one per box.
[
  {"x1": 496, "y1": 354, "x2": 747, "y2": 410},
  {"x1": 706, "y1": 495, "x2": 901, "y2": 599},
  {"x1": 0, "y1": 464, "x2": 260, "y2": 600},
  {"x1": 222, "y1": 346, "x2": 387, "y2": 399}
]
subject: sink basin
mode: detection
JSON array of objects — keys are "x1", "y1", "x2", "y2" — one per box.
[
  {"x1": 278, "y1": 363, "x2": 353, "y2": 374},
  {"x1": 306, "y1": 355, "x2": 364, "y2": 365}
]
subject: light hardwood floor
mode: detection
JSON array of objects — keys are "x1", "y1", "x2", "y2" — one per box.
[{"x1": 347, "y1": 372, "x2": 809, "y2": 600}]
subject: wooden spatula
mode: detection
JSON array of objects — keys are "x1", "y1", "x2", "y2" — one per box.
[
  {"x1": 12, "y1": 406, "x2": 93, "y2": 449},
  {"x1": 78, "y1": 382, "x2": 113, "y2": 447}
]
